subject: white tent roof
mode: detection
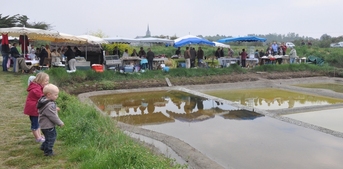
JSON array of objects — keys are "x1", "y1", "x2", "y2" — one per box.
[
  {"x1": 103, "y1": 37, "x2": 138, "y2": 43},
  {"x1": 213, "y1": 41, "x2": 230, "y2": 48},
  {"x1": 77, "y1": 35, "x2": 108, "y2": 44},
  {"x1": 174, "y1": 35, "x2": 200, "y2": 43},
  {"x1": 135, "y1": 37, "x2": 174, "y2": 43}
]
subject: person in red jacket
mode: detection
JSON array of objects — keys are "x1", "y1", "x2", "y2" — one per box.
[{"x1": 24, "y1": 72, "x2": 50, "y2": 143}]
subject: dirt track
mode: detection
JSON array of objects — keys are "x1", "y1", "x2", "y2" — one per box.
[{"x1": 78, "y1": 75, "x2": 343, "y2": 169}]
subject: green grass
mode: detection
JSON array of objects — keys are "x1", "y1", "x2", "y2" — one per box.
[
  {"x1": 0, "y1": 69, "x2": 185, "y2": 169},
  {"x1": 56, "y1": 91, "x2": 184, "y2": 169},
  {"x1": 251, "y1": 63, "x2": 335, "y2": 73}
]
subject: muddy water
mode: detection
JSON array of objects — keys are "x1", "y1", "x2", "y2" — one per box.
[
  {"x1": 90, "y1": 90, "x2": 239, "y2": 125},
  {"x1": 294, "y1": 83, "x2": 343, "y2": 93},
  {"x1": 90, "y1": 90, "x2": 343, "y2": 169},
  {"x1": 204, "y1": 88, "x2": 343, "y2": 110},
  {"x1": 143, "y1": 115, "x2": 343, "y2": 169},
  {"x1": 284, "y1": 108, "x2": 343, "y2": 133}
]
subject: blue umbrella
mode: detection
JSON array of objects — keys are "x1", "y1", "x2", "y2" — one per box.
[
  {"x1": 218, "y1": 36, "x2": 267, "y2": 43},
  {"x1": 174, "y1": 35, "x2": 215, "y2": 47}
]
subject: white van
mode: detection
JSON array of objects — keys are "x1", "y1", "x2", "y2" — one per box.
[
  {"x1": 286, "y1": 42, "x2": 295, "y2": 48},
  {"x1": 337, "y1": 42, "x2": 343, "y2": 47}
]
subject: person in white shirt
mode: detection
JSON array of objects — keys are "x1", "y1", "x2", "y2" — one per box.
[
  {"x1": 29, "y1": 45, "x2": 36, "y2": 60},
  {"x1": 122, "y1": 49, "x2": 129, "y2": 57}
]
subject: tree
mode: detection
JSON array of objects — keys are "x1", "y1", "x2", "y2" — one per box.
[
  {"x1": 16, "y1": 15, "x2": 29, "y2": 27},
  {"x1": 320, "y1": 34, "x2": 331, "y2": 41},
  {"x1": 0, "y1": 14, "x2": 18, "y2": 28},
  {"x1": 88, "y1": 29, "x2": 108, "y2": 38},
  {"x1": 0, "y1": 14, "x2": 51, "y2": 30},
  {"x1": 29, "y1": 22, "x2": 51, "y2": 30}
]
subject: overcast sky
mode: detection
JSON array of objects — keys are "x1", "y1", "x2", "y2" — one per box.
[{"x1": 2, "y1": 0, "x2": 342, "y2": 39}]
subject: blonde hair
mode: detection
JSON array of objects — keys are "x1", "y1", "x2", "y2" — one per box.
[
  {"x1": 43, "y1": 84, "x2": 59, "y2": 95},
  {"x1": 33, "y1": 72, "x2": 49, "y2": 84}
]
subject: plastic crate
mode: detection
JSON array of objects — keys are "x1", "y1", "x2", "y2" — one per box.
[
  {"x1": 124, "y1": 66, "x2": 134, "y2": 73},
  {"x1": 92, "y1": 64, "x2": 104, "y2": 72}
]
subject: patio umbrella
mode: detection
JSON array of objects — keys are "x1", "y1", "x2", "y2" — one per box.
[
  {"x1": 174, "y1": 35, "x2": 215, "y2": 47},
  {"x1": 218, "y1": 36, "x2": 267, "y2": 43},
  {"x1": 77, "y1": 35, "x2": 109, "y2": 44}
]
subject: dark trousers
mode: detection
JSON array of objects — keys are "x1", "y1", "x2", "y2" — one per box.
[
  {"x1": 41, "y1": 127, "x2": 57, "y2": 155},
  {"x1": 141, "y1": 63, "x2": 148, "y2": 69},
  {"x1": 148, "y1": 60, "x2": 153, "y2": 70},
  {"x1": 2, "y1": 54, "x2": 8, "y2": 71},
  {"x1": 190, "y1": 59, "x2": 195, "y2": 67},
  {"x1": 241, "y1": 59, "x2": 246, "y2": 67}
]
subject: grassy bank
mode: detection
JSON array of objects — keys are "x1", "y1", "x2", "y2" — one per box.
[
  {"x1": 48, "y1": 63, "x2": 343, "y2": 87},
  {"x1": 0, "y1": 70, "x2": 184, "y2": 168},
  {"x1": 2, "y1": 60, "x2": 342, "y2": 168}
]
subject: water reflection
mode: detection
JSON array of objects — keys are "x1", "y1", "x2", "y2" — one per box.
[
  {"x1": 221, "y1": 110, "x2": 264, "y2": 120},
  {"x1": 205, "y1": 88, "x2": 343, "y2": 110},
  {"x1": 90, "y1": 91, "x2": 261, "y2": 125},
  {"x1": 294, "y1": 83, "x2": 343, "y2": 93}
]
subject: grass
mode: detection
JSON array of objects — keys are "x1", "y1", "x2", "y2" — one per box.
[
  {"x1": 0, "y1": 68, "x2": 185, "y2": 169},
  {"x1": 2, "y1": 54, "x2": 343, "y2": 168}
]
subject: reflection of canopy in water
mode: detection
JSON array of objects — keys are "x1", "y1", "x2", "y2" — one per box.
[
  {"x1": 166, "y1": 109, "x2": 215, "y2": 122},
  {"x1": 220, "y1": 109, "x2": 264, "y2": 120},
  {"x1": 114, "y1": 111, "x2": 174, "y2": 126}
]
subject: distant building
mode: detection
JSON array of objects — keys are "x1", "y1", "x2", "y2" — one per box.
[
  {"x1": 136, "y1": 24, "x2": 151, "y2": 38},
  {"x1": 145, "y1": 25, "x2": 151, "y2": 37}
]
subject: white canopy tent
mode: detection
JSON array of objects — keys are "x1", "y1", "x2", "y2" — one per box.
[
  {"x1": 213, "y1": 41, "x2": 230, "y2": 48},
  {"x1": 76, "y1": 35, "x2": 108, "y2": 59},
  {"x1": 135, "y1": 37, "x2": 174, "y2": 43},
  {"x1": 77, "y1": 35, "x2": 108, "y2": 44},
  {"x1": 103, "y1": 37, "x2": 138, "y2": 43}
]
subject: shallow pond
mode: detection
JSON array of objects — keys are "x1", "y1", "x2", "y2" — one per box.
[
  {"x1": 294, "y1": 83, "x2": 343, "y2": 93},
  {"x1": 90, "y1": 90, "x2": 343, "y2": 169},
  {"x1": 90, "y1": 90, "x2": 243, "y2": 125},
  {"x1": 284, "y1": 108, "x2": 343, "y2": 133},
  {"x1": 204, "y1": 88, "x2": 343, "y2": 110}
]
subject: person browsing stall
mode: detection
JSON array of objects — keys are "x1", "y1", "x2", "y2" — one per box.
[
  {"x1": 240, "y1": 48, "x2": 247, "y2": 67},
  {"x1": 146, "y1": 48, "x2": 155, "y2": 70},
  {"x1": 74, "y1": 47, "x2": 82, "y2": 57},
  {"x1": 64, "y1": 46, "x2": 76, "y2": 71}
]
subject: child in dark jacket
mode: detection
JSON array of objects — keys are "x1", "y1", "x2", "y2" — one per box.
[{"x1": 37, "y1": 84, "x2": 64, "y2": 156}]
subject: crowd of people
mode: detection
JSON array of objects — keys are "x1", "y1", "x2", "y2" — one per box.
[{"x1": 1, "y1": 42, "x2": 84, "y2": 73}]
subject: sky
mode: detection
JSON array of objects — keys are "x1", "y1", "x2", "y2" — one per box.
[{"x1": 2, "y1": 0, "x2": 343, "y2": 39}]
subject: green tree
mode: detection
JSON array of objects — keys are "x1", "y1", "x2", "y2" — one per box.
[
  {"x1": 0, "y1": 14, "x2": 51, "y2": 30},
  {"x1": 88, "y1": 29, "x2": 108, "y2": 38},
  {"x1": 0, "y1": 14, "x2": 18, "y2": 28}
]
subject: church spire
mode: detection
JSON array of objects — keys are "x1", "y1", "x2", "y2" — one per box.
[{"x1": 145, "y1": 24, "x2": 151, "y2": 37}]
